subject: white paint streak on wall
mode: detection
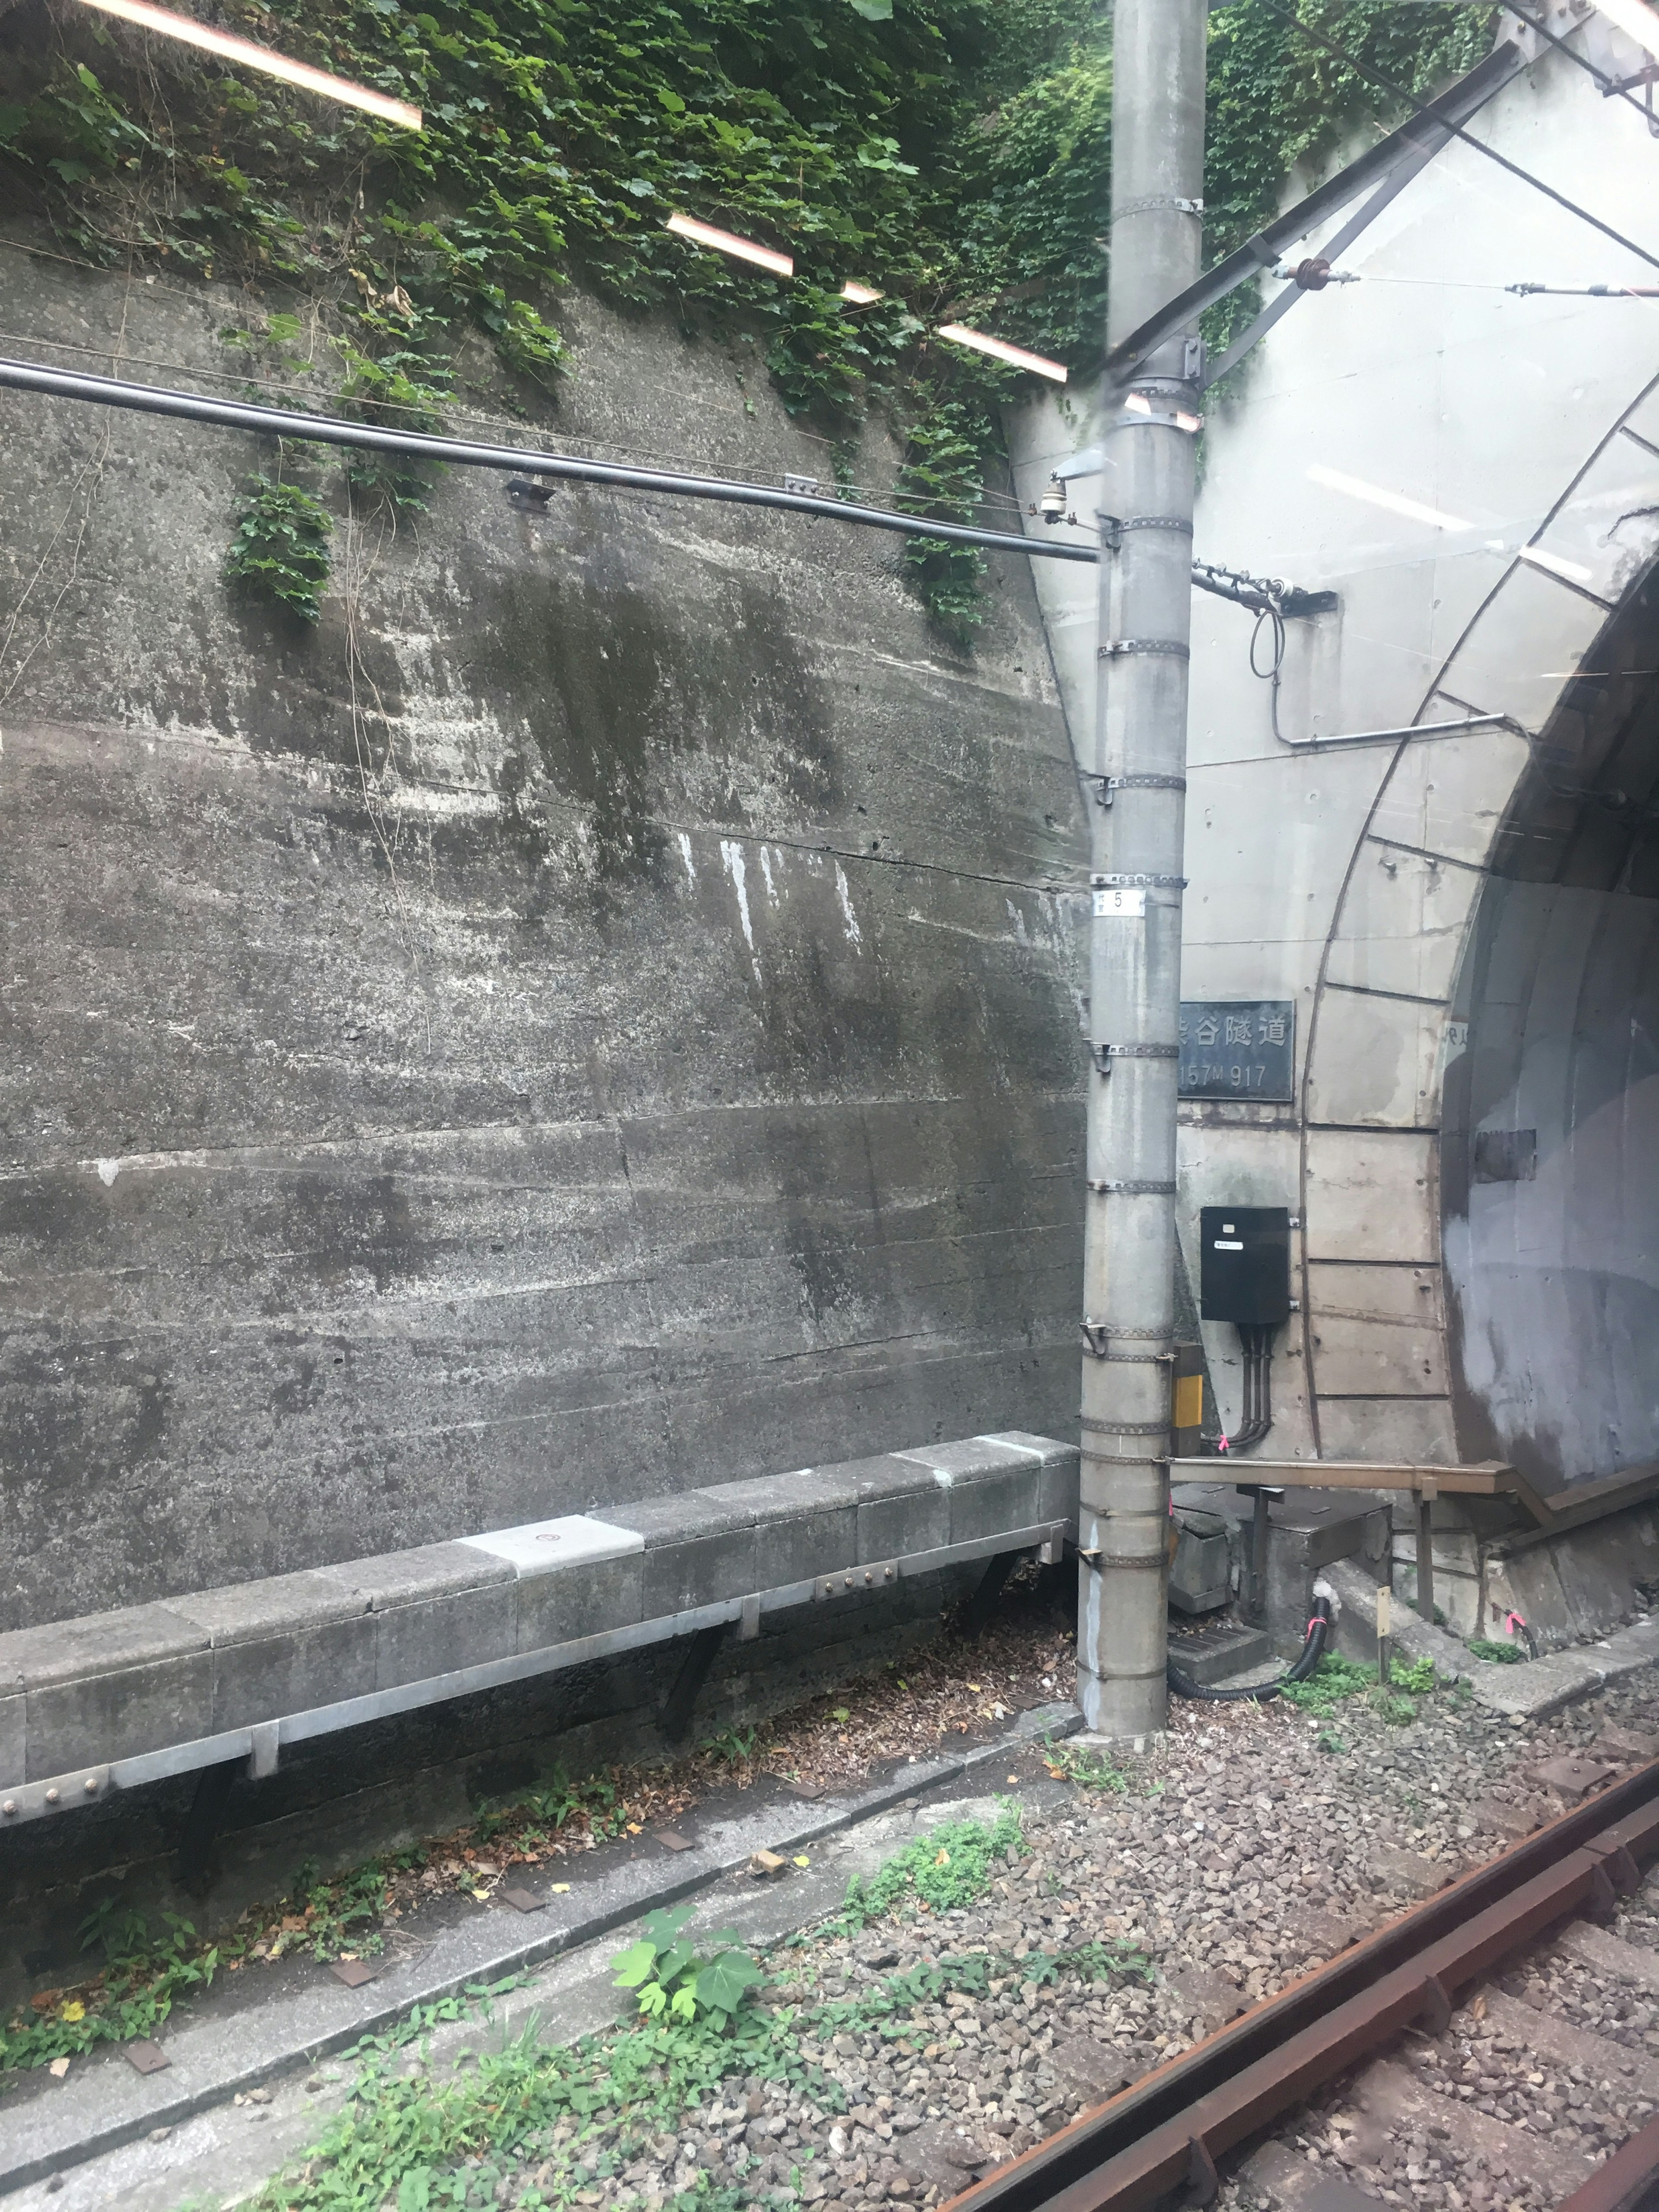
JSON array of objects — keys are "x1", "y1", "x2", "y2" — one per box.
[
  {"x1": 95, "y1": 1159, "x2": 121, "y2": 1186},
  {"x1": 677, "y1": 831, "x2": 697, "y2": 884},
  {"x1": 835, "y1": 862, "x2": 863, "y2": 950},
  {"x1": 759, "y1": 845, "x2": 776, "y2": 902},
  {"x1": 721, "y1": 837, "x2": 763, "y2": 983}
]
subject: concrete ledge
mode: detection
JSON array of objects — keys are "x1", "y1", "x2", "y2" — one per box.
[
  {"x1": 1326, "y1": 1560, "x2": 1659, "y2": 1718},
  {"x1": 0, "y1": 1434, "x2": 1078, "y2": 1825}
]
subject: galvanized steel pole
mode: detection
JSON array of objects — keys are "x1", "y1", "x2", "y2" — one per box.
[{"x1": 1077, "y1": 0, "x2": 1208, "y2": 1738}]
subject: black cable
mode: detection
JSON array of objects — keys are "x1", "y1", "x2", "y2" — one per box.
[
  {"x1": 1256, "y1": 0, "x2": 1659, "y2": 278},
  {"x1": 1167, "y1": 1596, "x2": 1332, "y2": 1703},
  {"x1": 1249, "y1": 602, "x2": 1287, "y2": 745}
]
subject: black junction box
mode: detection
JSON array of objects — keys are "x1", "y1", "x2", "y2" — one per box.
[{"x1": 1199, "y1": 1206, "x2": 1291, "y2": 1324}]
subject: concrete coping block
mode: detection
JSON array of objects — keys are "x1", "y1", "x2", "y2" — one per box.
[
  {"x1": 605, "y1": 1492, "x2": 769, "y2": 1544},
  {"x1": 316, "y1": 1542, "x2": 515, "y2": 1613},
  {"x1": 894, "y1": 1437, "x2": 1033, "y2": 1485},
  {"x1": 977, "y1": 1431, "x2": 1077, "y2": 1466},
  {"x1": 810, "y1": 1453, "x2": 939, "y2": 1504},
  {"x1": 698, "y1": 1468, "x2": 862, "y2": 1522},
  {"x1": 0, "y1": 1603, "x2": 210, "y2": 1694},
  {"x1": 164, "y1": 1568, "x2": 370, "y2": 1647},
  {"x1": 459, "y1": 1516, "x2": 645, "y2": 1576}
]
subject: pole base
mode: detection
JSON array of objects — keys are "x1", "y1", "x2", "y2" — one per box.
[{"x1": 1077, "y1": 1669, "x2": 1168, "y2": 1741}]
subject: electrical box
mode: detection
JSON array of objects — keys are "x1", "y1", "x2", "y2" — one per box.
[{"x1": 1200, "y1": 1206, "x2": 1291, "y2": 1325}]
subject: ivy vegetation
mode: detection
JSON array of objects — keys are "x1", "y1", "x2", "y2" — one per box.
[{"x1": 0, "y1": 0, "x2": 1493, "y2": 634}]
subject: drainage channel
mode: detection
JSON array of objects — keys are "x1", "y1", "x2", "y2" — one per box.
[{"x1": 941, "y1": 1761, "x2": 1659, "y2": 2212}]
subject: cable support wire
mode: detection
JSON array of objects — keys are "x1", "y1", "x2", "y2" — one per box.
[
  {"x1": 1256, "y1": 0, "x2": 1659, "y2": 278},
  {"x1": 1272, "y1": 262, "x2": 1659, "y2": 297}
]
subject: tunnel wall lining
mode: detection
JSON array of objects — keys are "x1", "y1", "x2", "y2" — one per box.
[{"x1": 1010, "y1": 31, "x2": 1659, "y2": 1490}]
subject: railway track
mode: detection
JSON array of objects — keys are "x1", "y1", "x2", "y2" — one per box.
[{"x1": 943, "y1": 1759, "x2": 1659, "y2": 2212}]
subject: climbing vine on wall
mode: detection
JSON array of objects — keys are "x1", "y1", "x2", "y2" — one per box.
[
  {"x1": 0, "y1": 0, "x2": 1492, "y2": 639},
  {"x1": 223, "y1": 472, "x2": 334, "y2": 620}
]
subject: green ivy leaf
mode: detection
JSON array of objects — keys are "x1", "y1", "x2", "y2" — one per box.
[{"x1": 846, "y1": 0, "x2": 893, "y2": 17}]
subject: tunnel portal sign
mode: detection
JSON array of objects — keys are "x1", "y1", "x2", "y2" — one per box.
[{"x1": 1179, "y1": 1000, "x2": 1295, "y2": 1103}]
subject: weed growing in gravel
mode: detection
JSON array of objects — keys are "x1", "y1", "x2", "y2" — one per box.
[
  {"x1": 249, "y1": 1940, "x2": 1144, "y2": 2211},
  {"x1": 835, "y1": 1804, "x2": 1027, "y2": 1931},
  {"x1": 1468, "y1": 1638, "x2": 1526, "y2": 1664},
  {"x1": 1039, "y1": 1739, "x2": 1130, "y2": 1793},
  {"x1": 1281, "y1": 1653, "x2": 1439, "y2": 1726},
  {"x1": 612, "y1": 1907, "x2": 764, "y2": 2031}
]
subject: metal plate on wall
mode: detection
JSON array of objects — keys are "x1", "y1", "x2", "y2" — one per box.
[{"x1": 1179, "y1": 1000, "x2": 1295, "y2": 1103}]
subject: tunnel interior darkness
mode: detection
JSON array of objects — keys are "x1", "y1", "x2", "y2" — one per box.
[{"x1": 1445, "y1": 559, "x2": 1659, "y2": 1492}]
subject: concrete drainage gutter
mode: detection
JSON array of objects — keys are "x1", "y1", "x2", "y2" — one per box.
[
  {"x1": 0, "y1": 1700, "x2": 1083, "y2": 2196},
  {"x1": 1325, "y1": 1560, "x2": 1659, "y2": 1718}
]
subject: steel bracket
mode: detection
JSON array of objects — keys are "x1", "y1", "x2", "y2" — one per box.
[
  {"x1": 815, "y1": 1561, "x2": 899, "y2": 1602},
  {"x1": 1089, "y1": 1178, "x2": 1178, "y2": 1196}
]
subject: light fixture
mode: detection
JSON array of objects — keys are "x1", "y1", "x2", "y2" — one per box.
[
  {"x1": 1517, "y1": 543, "x2": 1595, "y2": 585},
  {"x1": 74, "y1": 0, "x2": 421, "y2": 127},
  {"x1": 840, "y1": 281, "x2": 884, "y2": 305},
  {"x1": 1592, "y1": 0, "x2": 1659, "y2": 62},
  {"x1": 1306, "y1": 462, "x2": 1472, "y2": 533},
  {"x1": 664, "y1": 213, "x2": 793, "y2": 278},
  {"x1": 936, "y1": 324, "x2": 1068, "y2": 382}
]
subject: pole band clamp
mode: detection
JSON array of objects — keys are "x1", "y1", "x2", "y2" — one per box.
[
  {"x1": 1099, "y1": 639, "x2": 1190, "y2": 661},
  {"x1": 1119, "y1": 515, "x2": 1196, "y2": 535},
  {"x1": 1080, "y1": 1550, "x2": 1167, "y2": 1570},
  {"x1": 1110, "y1": 196, "x2": 1204, "y2": 222},
  {"x1": 1088, "y1": 1178, "x2": 1178, "y2": 1195},
  {"x1": 1090, "y1": 771, "x2": 1189, "y2": 807},
  {"x1": 1093, "y1": 1042, "x2": 1181, "y2": 1075},
  {"x1": 1093, "y1": 871, "x2": 1188, "y2": 889}
]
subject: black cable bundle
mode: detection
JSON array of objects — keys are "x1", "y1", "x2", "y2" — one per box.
[{"x1": 1167, "y1": 1595, "x2": 1333, "y2": 1704}]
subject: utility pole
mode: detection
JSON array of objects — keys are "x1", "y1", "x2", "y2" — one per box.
[{"x1": 1077, "y1": 0, "x2": 1208, "y2": 1739}]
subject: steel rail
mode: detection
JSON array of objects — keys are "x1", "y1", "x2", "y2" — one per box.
[{"x1": 944, "y1": 1759, "x2": 1659, "y2": 2212}]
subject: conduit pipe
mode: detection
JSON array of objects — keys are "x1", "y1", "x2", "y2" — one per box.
[{"x1": 0, "y1": 355, "x2": 1097, "y2": 565}]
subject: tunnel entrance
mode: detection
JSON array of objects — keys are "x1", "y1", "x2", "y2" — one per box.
[{"x1": 1445, "y1": 559, "x2": 1659, "y2": 1492}]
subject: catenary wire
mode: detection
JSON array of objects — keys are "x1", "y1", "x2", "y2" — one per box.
[{"x1": 1256, "y1": 0, "x2": 1659, "y2": 277}]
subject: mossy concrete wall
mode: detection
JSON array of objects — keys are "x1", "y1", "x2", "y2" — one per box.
[{"x1": 0, "y1": 241, "x2": 1089, "y2": 1631}]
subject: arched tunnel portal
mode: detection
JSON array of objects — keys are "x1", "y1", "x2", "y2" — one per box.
[{"x1": 1446, "y1": 559, "x2": 1659, "y2": 1493}]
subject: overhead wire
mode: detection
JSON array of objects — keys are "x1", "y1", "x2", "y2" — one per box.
[{"x1": 1255, "y1": 0, "x2": 1659, "y2": 276}]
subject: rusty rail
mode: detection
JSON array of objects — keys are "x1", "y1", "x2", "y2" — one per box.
[
  {"x1": 945, "y1": 1761, "x2": 1659, "y2": 2212},
  {"x1": 1559, "y1": 2114, "x2": 1659, "y2": 2212}
]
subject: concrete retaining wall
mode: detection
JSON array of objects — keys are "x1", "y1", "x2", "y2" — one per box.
[{"x1": 0, "y1": 235, "x2": 1088, "y2": 1630}]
